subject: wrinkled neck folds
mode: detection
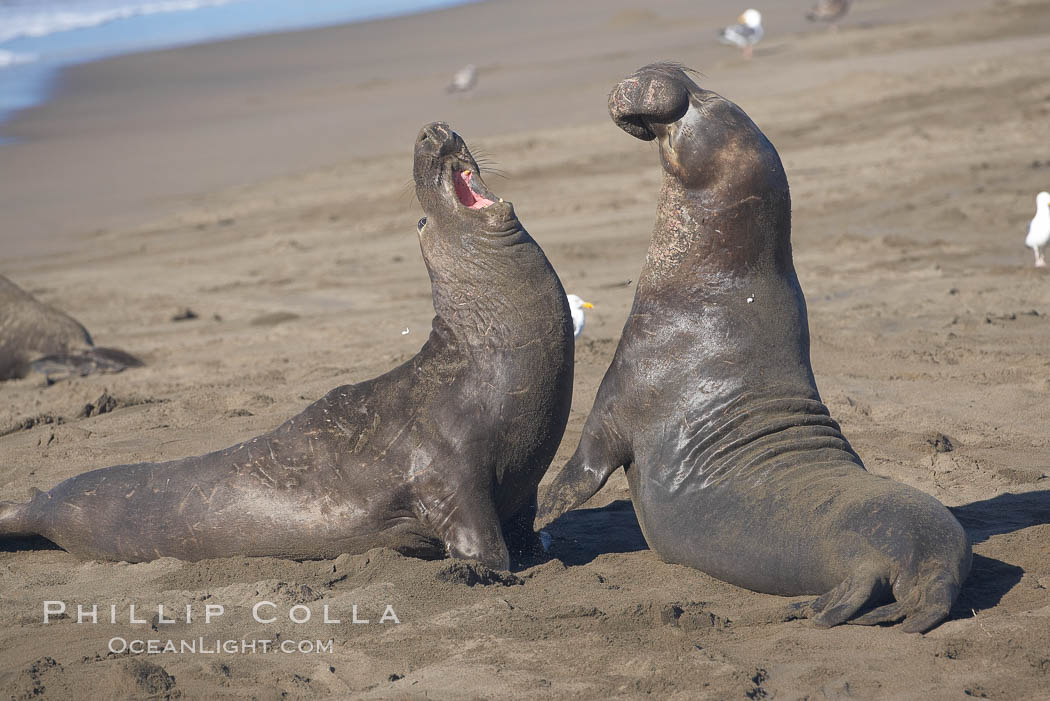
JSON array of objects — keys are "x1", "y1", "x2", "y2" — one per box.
[{"x1": 423, "y1": 224, "x2": 560, "y2": 349}]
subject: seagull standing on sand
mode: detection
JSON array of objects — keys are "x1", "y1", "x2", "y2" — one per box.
[
  {"x1": 719, "y1": 9, "x2": 763, "y2": 59},
  {"x1": 1025, "y1": 191, "x2": 1050, "y2": 267},
  {"x1": 447, "y1": 64, "x2": 477, "y2": 93},
  {"x1": 806, "y1": 0, "x2": 852, "y2": 30},
  {"x1": 566, "y1": 294, "x2": 594, "y2": 339}
]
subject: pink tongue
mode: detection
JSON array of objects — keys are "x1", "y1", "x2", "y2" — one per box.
[{"x1": 454, "y1": 171, "x2": 495, "y2": 209}]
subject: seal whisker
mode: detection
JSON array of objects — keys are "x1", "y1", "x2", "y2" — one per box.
[
  {"x1": 479, "y1": 167, "x2": 510, "y2": 180},
  {"x1": 398, "y1": 178, "x2": 417, "y2": 202}
]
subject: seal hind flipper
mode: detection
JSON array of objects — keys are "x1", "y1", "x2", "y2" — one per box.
[
  {"x1": 30, "y1": 346, "x2": 143, "y2": 379},
  {"x1": 0, "y1": 500, "x2": 31, "y2": 537},
  {"x1": 859, "y1": 570, "x2": 960, "y2": 634},
  {"x1": 846, "y1": 601, "x2": 908, "y2": 627},
  {"x1": 806, "y1": 566, "x2": 962, "y2": 633},
  {"x1": 83, "y1": 346, "x2": 144, "y2": 368},
  {"x1": 806, "y1": 568, "x2": 890, "y2": 629},
  {"x1": 1, "y1": 488, "x2": 51, "y2": 538},
  {"x1": 895, "y1": 574, "x2": 960, "y2": 634}
]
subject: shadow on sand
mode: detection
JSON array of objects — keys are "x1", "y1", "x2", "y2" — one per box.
[
  {"x1": 950, "y1": 490, "x2": 1050, "y2": 545},
  {"x1": 542, "y1": 499, "x2": 648, "y2": 567},
  {"x1": 947, "y1": 489, "x2": 1050, "y2": 615},
  {"x1": 0, "y1": 535, "x2": 61, "y2": 554}
]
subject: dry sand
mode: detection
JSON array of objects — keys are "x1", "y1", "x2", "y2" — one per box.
[{"x1": 2, "y1": 0, "x2": 1050, "y2": 698}]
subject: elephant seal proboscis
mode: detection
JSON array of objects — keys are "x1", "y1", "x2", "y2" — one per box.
[
  {"x1": 0, "y1": 275, "x2": 142, "y2": 381},
  {"x1": 1, "y1": 122, "x2": 574, "y2": 570},
  {"x1": 539, "y1": 64, "x2": 970, "y2": 633}
]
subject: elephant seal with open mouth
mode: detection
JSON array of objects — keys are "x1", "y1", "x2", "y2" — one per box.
[
  {"x1": 539, "y1": 64, "x2": 970, "y2": 633},
  {"x1": 1, "y1": 123, "x2": 574, "y2": 570}
]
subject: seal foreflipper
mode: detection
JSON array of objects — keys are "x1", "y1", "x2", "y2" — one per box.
[
  {"x1": 432, "y1": 487, "x2": 511, "y2": 571},
  {"x1": 539, "y1": 358, "x2": 634, "y2": 522},
  {"x1": 539, "y1": 418, "x2": 628, "y2": 521}
]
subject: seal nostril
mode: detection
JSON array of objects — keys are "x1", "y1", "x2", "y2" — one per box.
[
  {"x1": 421, "y1": 123, "x2": 449, "y2": 145},
  {"x1": 616, "y1": 115, "x2": 657, "y2": 142}
]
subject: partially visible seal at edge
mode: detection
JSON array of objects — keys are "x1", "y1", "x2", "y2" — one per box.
[{"x1": 0, "y1": 275, "x2": 142, "y2": 381}]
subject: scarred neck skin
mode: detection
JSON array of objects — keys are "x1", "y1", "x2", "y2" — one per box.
[
  {"x1": 423, "y1": 220, "x2": 568, "y2": 351},
  {"x1": 637, "y1": 134, "x2": 793, "y2": 300}
]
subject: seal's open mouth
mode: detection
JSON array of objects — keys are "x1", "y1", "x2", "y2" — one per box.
[{"x1": 453, "y1": 169, "x2": 496, "y2": 210}]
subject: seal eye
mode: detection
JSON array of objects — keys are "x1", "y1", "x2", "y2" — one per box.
[{"x1": 417, "y1": 217, "x2": 427, "y2": 232}]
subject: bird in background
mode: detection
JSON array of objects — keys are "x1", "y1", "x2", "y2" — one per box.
[
  {"x1": 447, "y1": 64, "x2": 477, "y2": 93},
  {"x1": 719, "y1": 9, "x2": 763, "y2": 59},
  {"x1": 566, "y1": 294, "x2": 594, "y2": 339},
  {"x1": 1025, "y1": 191, "x2": 1050, "y2": 268},
  {"x1": 806, "y1": 0, "x2": 852, "y2": 31}
]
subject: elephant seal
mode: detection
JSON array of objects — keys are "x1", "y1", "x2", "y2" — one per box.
[
  {"x1": 1, "y1": 123, "x2": 574, "y2": 570},
  {"x1": 539, "y1": 64, "x2": 971, "y2": 633},
  {"x1": 0, "y1": 275, "x2": 142, "y2": 381}
]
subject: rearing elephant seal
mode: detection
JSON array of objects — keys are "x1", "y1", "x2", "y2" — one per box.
[
  {"x1": 539, "y1": 64, "x2": 971, "y2": 633},
  {"x1": 1, "y1": 123, "x2": 574, "y2": 569},
  {"x1": 0, "y1": 275, "x2": 142, "y2": 381}
]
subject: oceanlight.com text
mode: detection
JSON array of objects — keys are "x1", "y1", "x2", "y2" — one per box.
[{"x1": 108, "y1": 637, "x2": 336, "y2": 655}]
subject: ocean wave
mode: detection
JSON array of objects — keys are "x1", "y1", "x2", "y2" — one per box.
[
  {"x1": 0, "y1": 0, "x2": 238, "y2": 45},
  {"x1": 0, "y1": 49, "x2": 37, "y2": 67}
]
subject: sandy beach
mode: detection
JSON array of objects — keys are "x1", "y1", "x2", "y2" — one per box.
[{"x1": 2, "y1": 0, "x2": 1050, "y2": 698}]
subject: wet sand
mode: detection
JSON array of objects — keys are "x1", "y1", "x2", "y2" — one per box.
[{"x1": 2, "y1": 0, "x2": 1050, "y2": 698}]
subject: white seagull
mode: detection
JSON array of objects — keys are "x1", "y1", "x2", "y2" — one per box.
[
  {"x1": 447, "y1": 64, "x2": 477, "y2": 93},
  {"x1": 719, "y1": 9, "x2": 764, "y2": 59},
  {"x1": 1025, "y1": 191, "x2": 1050, "y2": 268},
  {"x1": 566, "y1": 294, "x2": 594, "y2": 339}
]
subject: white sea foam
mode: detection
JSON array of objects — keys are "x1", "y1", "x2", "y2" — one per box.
[
  {"x1": 0, "y1": 49, "x2": 37, "y2": 67},
  {"x1": 0, "y1": 0, "x2": 237, "y2": 45}
]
